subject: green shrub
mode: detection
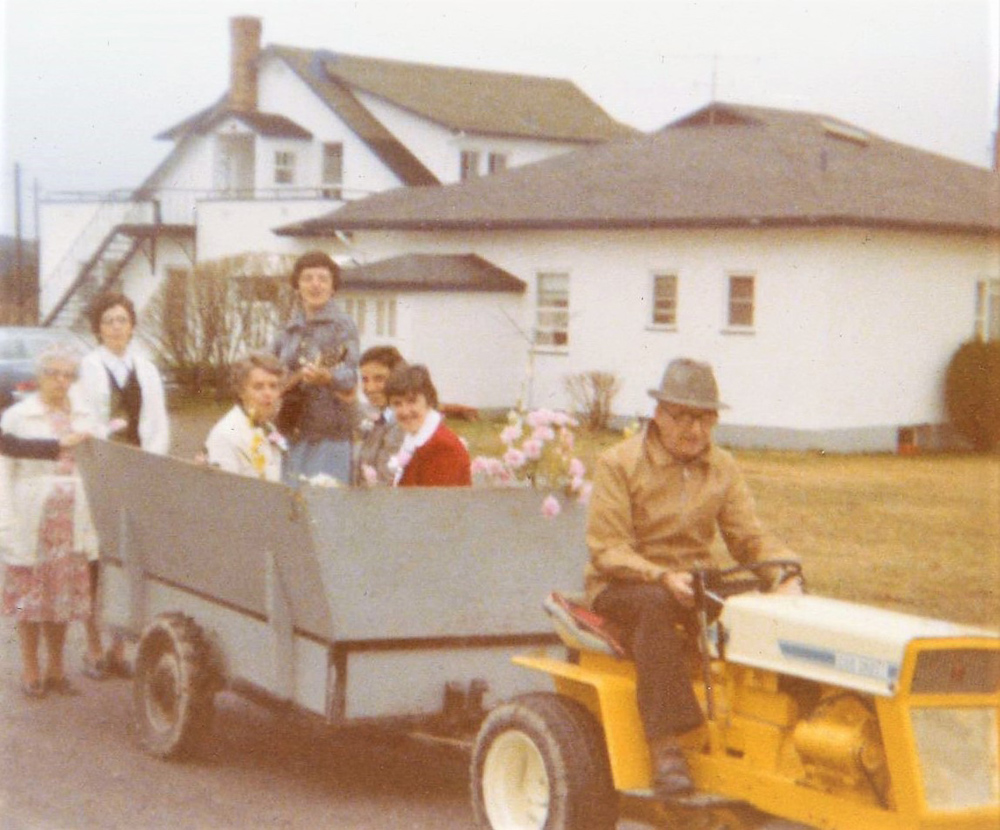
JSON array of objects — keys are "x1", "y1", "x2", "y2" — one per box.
[{"x1": 944, "y1": 340, "x2": 1000, "y2": 452}]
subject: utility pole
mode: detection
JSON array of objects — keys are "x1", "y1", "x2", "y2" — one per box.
[{"x1": 14, "y1": 163, "x2": 25, "y2": 321}]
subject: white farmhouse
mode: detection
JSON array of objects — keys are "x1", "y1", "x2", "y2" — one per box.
[
  {"x1": 275, "y1": 102, "x2": 1000, "y2": 452},
  {"x1": 37, "y1": 16, "x2": 634, "y2": 346}
]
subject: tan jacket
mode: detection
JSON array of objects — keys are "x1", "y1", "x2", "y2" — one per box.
[{"x1": 584, "y1": 424, "x2": 794, "y2": 603}]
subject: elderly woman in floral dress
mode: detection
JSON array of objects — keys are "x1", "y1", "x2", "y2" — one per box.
[
  {"x1": 0, "y1": 344, "x2": 99, "y2": 698},
  {"x1": 204, "y1": 353, "x2": 287, "y2": 482}
]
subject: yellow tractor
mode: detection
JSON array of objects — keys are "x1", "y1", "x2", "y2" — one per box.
[{"x1": 470, "y1": 563, "x2": 999, "y2": 829}]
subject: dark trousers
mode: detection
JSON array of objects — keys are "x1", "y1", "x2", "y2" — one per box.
[{"x1": 593, "y1": 582, "x2": 705, "y2": 743}]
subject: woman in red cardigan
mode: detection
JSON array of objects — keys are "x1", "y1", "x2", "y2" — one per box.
[{"x1": 385, "y1": 364, "x2": 471, "y2": 487}]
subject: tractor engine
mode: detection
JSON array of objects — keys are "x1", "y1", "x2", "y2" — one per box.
[{"x1": 792, "y1": 693, "x2": 891, "y2": 805}]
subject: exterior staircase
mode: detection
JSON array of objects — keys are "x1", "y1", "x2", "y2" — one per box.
[
  {"x1": 41, "y1": 197, "x2": 197, "y2": 332},
  {"x1": 43, "y1": 225, "x2": 144, "y2": 331}
]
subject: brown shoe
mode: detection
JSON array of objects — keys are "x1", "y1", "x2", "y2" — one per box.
[{"x1": 651, "y1": 736, "x2": 694, "y2": 797}]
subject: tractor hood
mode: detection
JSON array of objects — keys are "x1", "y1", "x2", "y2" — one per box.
[{"x1": 720, "y1": 593, "x2": 998, "y2": 696}]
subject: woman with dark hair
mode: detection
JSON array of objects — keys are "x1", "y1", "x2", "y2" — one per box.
[
  {"x1": 355, "y1": 345, "x2": 406, "y2": 486},
  {"x1": 1, "y1": 344, "x2": 99, "y2": 698},
  {"x1": 76, "y1": 291, "x2": 169, "y2": 679},
  {"x1": 384, "y1": 364, "x2": 471, "y2": 487},
  {"x1": 77, "y1": 292, "x2": 169, "y2": 453},
  {"x1": 272, "y1": 251, "x2": 359, "y2": 485}
]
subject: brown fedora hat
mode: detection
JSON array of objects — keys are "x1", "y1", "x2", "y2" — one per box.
[{"x1": 648, "y1": 358, "x2": 728, "y2": 410}]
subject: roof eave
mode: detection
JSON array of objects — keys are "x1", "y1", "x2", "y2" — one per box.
[{"x1": 276, "y1": 215, "x2": 1000, "y2": 236}]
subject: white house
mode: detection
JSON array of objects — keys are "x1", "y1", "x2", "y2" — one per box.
[
  {"x1": 36, "y1": 15, "x2": 634, "y2": 357},
  {"x1": 274, "y1": 102, "x2": 1000, "y2": 452}
]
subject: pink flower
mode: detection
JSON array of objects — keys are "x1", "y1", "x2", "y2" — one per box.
[
  {"x1": 471, "y1": 456, "x2": 491, "y2": 476},
  {"x1": 568, "y1": 458, "x2": 586, "y2": 479},
  {"x1": 521, "y1": 438, "x2": 543, "y2": 460},
  {"x1": 503, "y1": 448, "x2": 527, "y2": 469},
  {"x1": 361, "y1": 464, "x2": 378, "y2": 486},
  {"x1": 499, "y1": 424, "x2": 522, "y2": 445},
  {"x1": 577, "y1": 481, "x2": 593, "y2": 505},
  {"x1": 532, "y1": 425, "x2": 555, "y2": 442},
  {"x1": 541, "y1": 494, "x2": 562, "y2": 519},
  {"x1": 107, "y1": 418, "x2": 127, "y2": 435},
  {"x1": 388, "y1": 449, "x2": 412, "y2": 473}
]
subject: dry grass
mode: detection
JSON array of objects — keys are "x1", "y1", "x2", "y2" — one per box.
[{"x1": 170, "y1": 400, "x2": 999, "y2": 629}]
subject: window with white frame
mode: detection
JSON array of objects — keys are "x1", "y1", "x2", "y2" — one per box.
[
  {"x1": 322, "y1": 143, "x2": 343, "y2": 198},
  {"x1": 651, "y1": 274, "x2": 678, "y2": 327},
  {"x1": 274, "y1": 151, "x2": 296, "y2": 185},
  {"x1": 460, "y1": 150, "x2": 480, "y2": 180},
  {"x1": 340, "y1": 296, "x2": 398, "y2": 339},
  {"x1": 488, "y1": 152, "x2": 508, "y2": 174},
  {"x1": 974, "y1": 279, "x2": 1000, "y2": 341},
  {"x1": 727, "y1": 274, "x2": 755, "y2": 328},
  {"x1": 535, "y1": 272, "x2": 569, "y2": 347}
]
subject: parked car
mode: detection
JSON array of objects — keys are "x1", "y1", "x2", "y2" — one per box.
[{"x1": 0, "y1": 326, "x2": 90, "y2": 412}]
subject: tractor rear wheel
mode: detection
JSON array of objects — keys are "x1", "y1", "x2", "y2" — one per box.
[
  {"x1": 471, "y1": 692, "x2": 617, "y2": 830},
  {"x1": 133, "y1": 612, "x2": 217, "y2": 759}
]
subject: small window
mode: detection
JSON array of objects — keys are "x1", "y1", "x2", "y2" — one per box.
[
  {"x1": 488, "y1": 153, "x2": 508, "y2": 174},
  {"x1": 322, "y1": 143, "x2": 343, "y2": 199},
  {"x1": 728, "y1": 275, "x2": 755, "y2": 328},
  {"x1": 651, "y1": 274, "x2": 678, "y2": 327},
  {"x1": 375, "y1": 298, "x2": 397, "y2": 338},
  {"x1": 974, "y1": 279, "x2": 1000, "y2": 341},
  {"x1": 460, "y1": 150, "x2": 480, "y2": 181},
  {"x1": 274, "y1": 151, "x2": 296, "y2": 185},
  {"x1": 535, "y1": 272, "x2": 569, "y2": 347}
]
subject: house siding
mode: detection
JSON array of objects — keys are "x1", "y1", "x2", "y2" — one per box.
[{"x1": 342, "y1": 225, "x2": 998, "y2": 450}]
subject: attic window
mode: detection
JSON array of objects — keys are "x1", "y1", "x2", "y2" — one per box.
[{"x1": 821, "y1": 120, "x2": 869, "y2": 146}]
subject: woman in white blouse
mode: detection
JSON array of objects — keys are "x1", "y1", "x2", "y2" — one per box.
[
  {"x1": 76, "y1": 292, "x2": 169, "y2": 679},
  {"x1": 204, "y1": 353, "x2": 286, "y2": 482}
]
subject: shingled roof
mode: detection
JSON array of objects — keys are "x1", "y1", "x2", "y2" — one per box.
[
  {"x1": 276, "y1": 103, "x2": 1000, "y2": 236},
  {"x1": 154, "y1": 45, "x2": 636, "y2": 190},
  {"x1": 302, "y1": 49, "x2": 638, "y2": 144},
  {"x1": 157, "y1": 104, "x2": 312, "y2": 140},
  {"x1": 340, "y1": 253, "x2": 525, "y2": 293}
]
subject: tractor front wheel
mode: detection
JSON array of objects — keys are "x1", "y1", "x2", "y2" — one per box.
[{"x1": 471, "y1": 692, "x2": 617, "y2": 830}]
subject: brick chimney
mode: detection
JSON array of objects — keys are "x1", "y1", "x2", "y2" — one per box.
[{"x1": 229, "y1": 16, "x2": 262, "y2": 113}]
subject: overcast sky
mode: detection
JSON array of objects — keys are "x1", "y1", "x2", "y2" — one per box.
[{"x1": 1, "y1": 0, "x2": 998, "y2": 237}]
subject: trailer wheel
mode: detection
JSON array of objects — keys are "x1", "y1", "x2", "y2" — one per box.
[
  {"x1": 471, "y1": 692, "x2": 617, "y2": 830},
  {"x1": 133, "y1": 612, "x2": 216, "y2": 759}
]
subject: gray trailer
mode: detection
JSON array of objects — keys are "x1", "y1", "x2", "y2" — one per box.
[{"x1": 77, "y1": 439, "x2": 584, "y2": 758}]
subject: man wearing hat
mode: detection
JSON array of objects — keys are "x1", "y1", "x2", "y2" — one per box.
[{"x1": 585, "y1": 357, "x2": 802, "y2": 798}]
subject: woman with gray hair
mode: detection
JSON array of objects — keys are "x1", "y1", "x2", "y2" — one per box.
[
  {"x1": 0, "y1": 344, "x2": 100, "y2": 698},
  {"x1": 204, "y1": 352, "x2": 287, "y2": 482}
]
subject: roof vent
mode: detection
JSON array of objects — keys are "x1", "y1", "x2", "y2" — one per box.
[{"x1": 821, "y1": 119, "x2": 869, "y2": 146}]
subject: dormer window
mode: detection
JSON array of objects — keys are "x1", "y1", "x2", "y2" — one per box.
[
  {"x1": 460, "y1": 150, "x2": 480, "y2": 181},
  {"x1": 488, "y1": 153, "x2": 508, "y2": 174},
  {"x1": 274, "y1": 151, "x2": 296, "y2": 185}
]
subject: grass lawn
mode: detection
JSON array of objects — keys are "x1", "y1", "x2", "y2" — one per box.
[{"x1": 170, "y1": 398, "x2": 999, "y2": 629}]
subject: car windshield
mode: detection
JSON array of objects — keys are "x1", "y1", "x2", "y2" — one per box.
[{"x1": 0, "y1": 331, "x2": 80, "y2": 361}]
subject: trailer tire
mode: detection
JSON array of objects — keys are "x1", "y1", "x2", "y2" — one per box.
[
  {"x1": 133, "y1": 612, "x2": 216, "y2": 759},
  {"x1": 471, "y1": 692, "x2": 617, "y2": 830}
]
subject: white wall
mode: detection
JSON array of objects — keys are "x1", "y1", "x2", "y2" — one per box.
[
  {"x1": 257, "y1": 57, "x2": 403, "y2": 196},
  {"x1": 343, "y1": 225, "x2": 998, "y2": 436},
  {"x1": 404, "y1": 292, "x2": 527, "y2": 409}
]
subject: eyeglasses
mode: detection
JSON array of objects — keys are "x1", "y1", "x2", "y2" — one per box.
[
  {"x1": 41, "y1": 369, "x2": 78, "y2": 381},
  {"x1": 659, "y1": 404, "x2": 717, "y2": 428},
  {"x1": 100, "y1": 314, "x2": 132, "y2": 326}
]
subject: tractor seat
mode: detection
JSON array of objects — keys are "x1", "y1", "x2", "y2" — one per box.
[{"x1": 543, "y1": 591, "x2": 628, "y2": 659}]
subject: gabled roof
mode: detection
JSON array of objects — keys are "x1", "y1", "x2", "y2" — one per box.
[
  {"x1": 276, "y1": 102, "x2": 1000, "y2": 236},
  {"x1": 340, "y1": 253, "x2": 525, "y2": 293},
  {"x1": 156, "y1": 102, "x2": 311, "y2": 140},
  {"x1": 300, "y1": 49, "x2": 637, "y2": 144}
]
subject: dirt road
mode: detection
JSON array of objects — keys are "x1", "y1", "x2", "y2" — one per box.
[{"x1": 0, "y1": 625, "x2": 480, "y2": 829}]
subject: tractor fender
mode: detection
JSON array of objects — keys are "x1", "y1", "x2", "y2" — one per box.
[{"x1": 513, "y1": 652, "x2": 652, "y2": 791}]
